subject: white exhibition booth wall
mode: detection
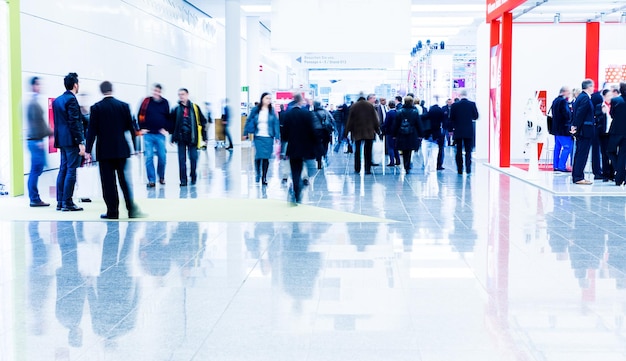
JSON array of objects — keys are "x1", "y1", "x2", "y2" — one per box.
[
  {"x1": 475, "y1": 22, "x2": 625, "y2": 163},
  {"x1": 0, "y1": 1, "x2": 10, "y2": 188}
]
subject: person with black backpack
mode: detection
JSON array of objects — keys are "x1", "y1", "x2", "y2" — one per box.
[
  {"x1": 392, "y1": 96, "x2": 423, "y2": 174},
  {"x1": 313, "y1": 101, "x2": 335, "y2": 169}
]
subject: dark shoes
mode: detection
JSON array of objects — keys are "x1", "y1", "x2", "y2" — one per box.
[
  {"x1": 180, "y1": 183, "x2": 187, "y2": 187},
  {"x1": 437, "y1": 167, "x2": 445, "y2": 171},
  {"x1": 129, "y1": 210, "x2": 147, "y2": 219},
  {"x1": 159, "y1": 179, "x2": 166, "y2": 185},
  {"x1": 147, "y1": 182, "x2": 156, "y2": 188},
  {"x1": 303, "y1": 179, "x2": 310, "y2": 186},
  {"x1": 62, "y1": 204, "x2": 84, "y2": 212},
  {"x1": 30, "y1": 201, "x2": 50, "y2": 207},
  {"x1": 100, "y1": 214, "x2": 119, "y2": 220}
]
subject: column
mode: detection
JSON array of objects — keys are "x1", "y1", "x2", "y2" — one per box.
[
  {"x1": 225, "y1": 0, "x2": 241, "y2": 145},
  {"x1": 488, "y1": 20, "x2": 500, "y2": 165},
  {"x1": 499, "y1": 12, "x2": 513, "y2": 168},
  {"x1": 585, "y1": 22, "x2": 600, "y2": 89},
  {"x1": 246, "y1": 16, "x2": 260, "y2": 107},
  {"x1": 6, "y1": 0, "x2": 24, "y2": 196}
]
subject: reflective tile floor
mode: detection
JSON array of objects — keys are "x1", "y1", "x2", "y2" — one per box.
[{"x1": 2, "y1": 144, "x2": 626, "y2": 361}]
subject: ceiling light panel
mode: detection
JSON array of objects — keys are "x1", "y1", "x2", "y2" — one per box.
[{"x1": 411, "y1": 17, "x2": 475, "y2": 26}]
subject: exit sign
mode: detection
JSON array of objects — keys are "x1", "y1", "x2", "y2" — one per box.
[{"x1": 241, "y1": 86, "x2": 249, "y2": 92}]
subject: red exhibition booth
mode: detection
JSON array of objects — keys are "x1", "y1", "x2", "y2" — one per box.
[{"x1": 486, "y1": 0, "x2": 607, "y2": 168}]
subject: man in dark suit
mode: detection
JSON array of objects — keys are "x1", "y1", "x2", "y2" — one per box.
[
  {"x1": 609, "y1": 82, "x2": 626, "y2": 186},
  {"x1": 86, "y1": 81, "x2": 144, "y2": 219},
  {"x1": 282, "y1": 97, "x2": 317, "y2": 204},
  {"x1": 53, "y1": 72, "x2": 85, "y2": 211},
  {"x1": 424, "y1": 103, "x2": 446, "y2": 170},
  {"x1": 450, "y1": 90, "x2": 479, "y2": 174},
  {"x1": 594, "y1": 89, "x2": 615, "y2": 181},
  {"x1": 571, "y1": 79, "x2": 596, "y2": 185}
]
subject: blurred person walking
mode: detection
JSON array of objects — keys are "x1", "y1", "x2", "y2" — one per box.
[
  {"x1": 26, "y1": 77, "x2": 53, "y2": 207},
  {"x1": 392, "y1": 96, "x2": 422, "y2": 174},
  {"x1": 53, "y1": 72, "x2": 85, "y2": 212},
  {"x1": 282, "y1": 96, "x2": 317, "y2": 203},
  {"x1": 450, "y1": 90, "x2": 479, "y2": 175},
  {"x1": 137, "y1": 84, "x2": 170, "y2": 187},
  {"x1": 383, "y1": 100, "x2": 401, "y2": 166},
  {"x1": 85, "y1": 81, "x2": 144, "y2": 219},
  {"x1": 344, "y1": 96, "x2": 380, "y2": 174},
  {"x1": 171, "y1": 88, "x2": 208, "y2": 187},
  {"x1": 244, "y1": 92, "x2": 281, "y2": 185}
]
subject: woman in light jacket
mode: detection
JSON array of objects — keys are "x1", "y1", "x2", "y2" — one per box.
[{"x1": 244, "y1": 92, "x2": 280, "y2": 185}]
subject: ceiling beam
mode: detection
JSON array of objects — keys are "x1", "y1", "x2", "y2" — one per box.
[{"x1": 513, "y1": 0, "x2": 548, "y2": 20}]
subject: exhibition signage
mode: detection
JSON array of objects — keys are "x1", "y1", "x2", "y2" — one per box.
[
  {"x1": 292, "y1": 53, "x2": 394, "y2": 70},
  {"x1": 486, "y1": 0, "x2": 526, "y2": 22},
  {"x1": 48, "y1": 98, "x2": 57, "y2": 154},
  {"x1": 489, "y1": 45, "x2": 502, "y2": 166}
]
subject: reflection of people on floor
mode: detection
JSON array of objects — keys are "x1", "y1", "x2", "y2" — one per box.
[
  {"x1": 88, "y1": 222, "x2": 139, "y2": 346},
  {"x1": 28, "y1": 221, "x2": 52, "y2": 335},
  {"x1": 347, "y1": 223, "x2": 379, "y2": 252},
  {"x1": 281, "y1": 223, "x2": 322, "y2": 308},
  {"x1": 170, "y1": 222, "x2": 206, "y2": 286},
  {"x1": 55, "y1": 221, "x2": 87, "y2": 347},
  {"x1": 139, "y1": 222, "x2": 170, "y2": 278},
  {"x1": 245, "y1": 223, "x2": 274, "y2": 260},
  {"x1": 450, "y1": 178, "x2": 477, "y2": 253},
  {"x1": 567, "y1": 200, "x2": 604, "y2": 289}
]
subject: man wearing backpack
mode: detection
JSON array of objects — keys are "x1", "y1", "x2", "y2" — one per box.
[
  {"x1": 392, "y1": 96, "x2": 422, "y2": 174},
  {"x1": 313, "y1": 101, "x2": 335, "y2": 169}
]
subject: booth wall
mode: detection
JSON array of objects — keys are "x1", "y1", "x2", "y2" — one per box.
[{"x1": 0, "y1": 2, "x2": 10, "y2": 187}]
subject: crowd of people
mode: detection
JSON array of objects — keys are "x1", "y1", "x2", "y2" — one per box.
[
  {"x1": 550, "y1": 79, "x2": 626, "y2": 186},
  {"x1": 26, "y1": 72, "x2": 483, "y2": 212}
]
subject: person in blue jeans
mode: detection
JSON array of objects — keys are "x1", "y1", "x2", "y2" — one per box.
[
  {"x1": 137, "y1": 84, "x2": 170, "y2": 187},
  {"x1": 26, "y1": 77, "x2": 53, "y2": 207},
  {"x1": 550, "y1": 86, "x2": 573, "y2": 172}
]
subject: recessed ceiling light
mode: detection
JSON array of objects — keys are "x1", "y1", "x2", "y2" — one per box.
[{"x1": 412, "y1": 4, "x2": 484, "y2": 13}]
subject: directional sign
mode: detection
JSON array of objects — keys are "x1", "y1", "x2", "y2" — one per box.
[{"x1": 292, "y1": 53, "x2": 395, "y2": 69}]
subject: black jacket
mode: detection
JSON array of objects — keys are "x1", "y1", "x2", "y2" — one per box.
[
  {"x1": 171, "y1": 101, "x2": 208, "y2": 147},
  {"x1": 450, "y1": 98, "x2": 479, "y2": 139},
  {"x1": 86, "y1": 96, "x2": 135, "y2": 160},
  {"x1": 283, "y1": 106, "x2": 317, "y2": 159},
  {"x1": 424, "y1": 104, "x2": 445, "y2": 138},
  {"x1": 594, "y1": 103, "x2": 610, "y2": 136},
  {"x1": 610, "y1": 96, "x2": 626, "y2": 137},
  {"x1": 393, "y1": 105, "x2": 422, "y2": 150},
  {"x1": 53, "y1": 91, "x2": 84, "y2": 148},
  {"x1": 550, "y1": 96, "x2": 571, "y2": 136},
  {"x1": 572, "y1": 93, "x2": 594, "y2": 138}
]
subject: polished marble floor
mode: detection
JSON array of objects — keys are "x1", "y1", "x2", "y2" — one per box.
[{"x1": 2, "y1": 144, "x2": 626, "y2": 361}]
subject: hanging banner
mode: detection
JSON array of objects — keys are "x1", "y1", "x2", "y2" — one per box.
[
  {"x1": 486, "y1": 0, "x2": 526, "y2": 22},
  {"x1": 489, "y1": 45, "x2": 502, "y2": 166},
  {"x1": 48, "y1": 98, "x2": 57, "y2": 154}
]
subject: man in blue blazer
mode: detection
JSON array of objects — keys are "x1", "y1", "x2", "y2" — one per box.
[
  {"x1": 86, "y1": 81, "x2": 144, "y2": 219},
  {"x1": 570, "y1": 79, "x2": 596, "y2": 185},
  {"x1": 53, "y1": 72, "x2": 85, "y2": 211}
]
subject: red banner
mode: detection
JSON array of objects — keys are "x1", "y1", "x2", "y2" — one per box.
[
  {"x1": 486, "y1": 0, "x2": 526, "y2": 22},
  {"x1": 48, "y1": 98, "x2": 56, "y2": 153}
]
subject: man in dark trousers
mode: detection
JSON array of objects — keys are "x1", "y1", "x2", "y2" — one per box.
[
  {"x1": 53, "y1": 72, "x2": 85, "y2": 212},
  {"x1": 571, "y1": 79, "x2": 596, "y2": 185},
  {"x1": 86, "y1": 81, "x2": 144, "y2": 219},
  {"x1": 594, "y1": 89, "x2": 615, "y2": 181},
  {"x1": 220, "y1": 98, "x2": 234, "y2": 149},
  {"x1": 171, "y1": 88, "x2": 208, "y2": 187},
  {"x1": 282, "y1": 96, "x2": 317, "y2": 204},
  {"x1": 424, "y1": 103, "x2": 446, "y2": 170},
  {"x1": 609, "y1": 82, "x2": 626, "y2": 186},
  {"x1": 344, "y1": 96, "x2": 380, "y2": 174},
  {"x1": 450, "y1": 90, "x2": 479, "y2": 174}
]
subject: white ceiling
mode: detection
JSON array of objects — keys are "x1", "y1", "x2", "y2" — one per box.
[{"x1": 189, "y1": 0, "x2": 626, "y2": 48}]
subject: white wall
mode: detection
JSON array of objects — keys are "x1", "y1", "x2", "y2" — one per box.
[
  {"x1": 0, "y1": 1, "x2": 10, "y2": 187},
  {"x1": 20, "y1": 0, "x2": 226, "y2": 170}
]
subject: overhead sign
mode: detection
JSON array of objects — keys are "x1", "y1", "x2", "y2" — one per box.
[
  {"x1": 486, "y1": 0, "x2": 526, "y2": 22},
  {"x1": 293, "y1": 53, "x2": 395, "y2": 69}
]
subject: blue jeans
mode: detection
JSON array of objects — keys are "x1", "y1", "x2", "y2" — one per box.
[
  {"x1": 56, "y1": 146, "x2": 82, "y2": 206},
  {"x1": 144, "y1": 133, "x2": 167, "y2": 183},
  {"x1": 553, "y1": 135, "x2": 572, "y2": 171},
  {"x1": 28, "y1": 140, "x2": 46, "y2": 202}
]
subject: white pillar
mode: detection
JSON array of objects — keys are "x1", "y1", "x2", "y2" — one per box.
[
  {"x1": 225, "y1": 0, "x2": 241, "y2": 144},
  {"x1": 246, "y1": 16, "x2": 261, "y2": 106}
]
